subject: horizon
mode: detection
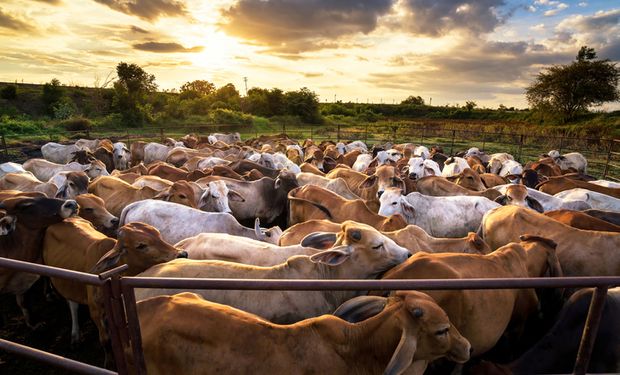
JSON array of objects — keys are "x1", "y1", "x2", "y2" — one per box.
[{"x1": 1, "y1": 0, "x2": 619, "y2": 110}]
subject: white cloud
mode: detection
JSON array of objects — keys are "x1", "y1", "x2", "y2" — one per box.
[
  {"x1": 530, "y1": 23, "x2": 545, "y2": 31},
  {"x1": 578, "y1": 2, "x2": 588, "y2": 7},
  {"x1": 528, "y1": 5, "x2": 537, "y2": 12},
  {"x1": 543, "y1": 2, "x2": 568, "y2": 16}
]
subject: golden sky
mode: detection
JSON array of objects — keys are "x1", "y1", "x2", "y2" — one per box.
[{"x1": 1, "y1": 0, "x2": 618, "y2": 108}]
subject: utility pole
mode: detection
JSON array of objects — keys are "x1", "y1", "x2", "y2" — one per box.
[
  {"x1": 429, "y1": 97, "x2": 432, "y2": 106},
  {"x1": 243, "y1": 77, "x2": 248, "y2": 96},
  {"x1": 334, "y1": 94, "x2": 337, "y2": 103}
]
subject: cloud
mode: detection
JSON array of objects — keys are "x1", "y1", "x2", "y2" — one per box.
[
  {"x1": 219, "y1": 0, "x2": 394, "y2": 53},
  {"x1": 0, "y1": 7, "x2": 36, "y2": 32},
  {"x1": 555, "y1": 9, "x2": 620, "y2": 48},
  {"x1": 303, "y1": 72, "x2": 323, "y2": 78},
  {"x1": 543, "y1": 3, "x2": 568, "y2": 17},
  {"x1": 30, "y1": 0, "x2": 62, "y2": 4},
  {"x1": 93, "y1": 0, "x2": 188, "y2": 21},
  {"x1": 132, "y1": 41, "x2": 203, "y2": 53},
  {"x1": 578, "y1": 2, "x2": 588, "y2": 7},
  {"x1": 399, "y1": 0, "x2": 507, "y2": 36},
  {"x1": 130, "y1": 25, "x2": 149, "y2": 34},
  {"x1": 530, "y1": 23, "x2": 545, "y2": 31}
]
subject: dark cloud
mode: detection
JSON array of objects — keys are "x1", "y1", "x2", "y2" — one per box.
[
  {"x1": 130, "y1": 25, "x2": 149, "y2": 34},
  {"x1": 0, "y1": 7, "x2": 35, "y2": 32},
  {"x1": 93, "y1": 0, "x2": 187, "y2": 21},
  {"x1": 571, "y1": 9, "x2": 620, "y2": 31},
  {"x1": 399, "y1": 0, "x2": 507, "y2": 36},
  {"x1": 600, "y1": 39, "x2": 620, "y2": 61},
  {"x1": 132, "y1": 41, "x2": 203, "y2": 53},
  {"x1": 30, "y1": 0, "x2": 62, "y2": 4},
  {"x1": 220, "y1": 0, "x2": 394, "y2": 52}
]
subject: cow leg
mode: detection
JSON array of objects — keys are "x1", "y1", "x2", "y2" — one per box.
[
  {"x1": 15, "y1": 293, "x2": 36, "y2": 329},
  {"x1": 68, "y1": 300, "x2": 81, "y2": 345}
]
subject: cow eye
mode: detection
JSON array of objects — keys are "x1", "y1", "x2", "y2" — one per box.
[
  {"x1": 211, "y1": 194, "x2": 217, "y2": 198},
  {"x1": 179, "y1": 194, "x2": 187, "y2": 199},
  {"x1": 265, "y1": 232, "x2": 272, "y2": 237},
  {"x1": 136, "y1": 243, "x2": 148, "y2": 250},
  {"x1": 371, "y1": 244, "x2": 383, "y2": 250},
  {"x1": 391, "y1": 202, "x2": 398, "y2": 205},
  {"x1": 83, "y1": 208, "x2": 94, "y2": 213},
  {"x1": 435, "y1": 328, "x2": 449, "y2": 336},
  {"x1": 507, "y1": 196, "x2": 512, "y2": 201}
]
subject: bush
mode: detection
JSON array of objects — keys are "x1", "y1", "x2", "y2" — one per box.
[
  {"x1": 0, "y1": 116, "x2": 46, "y2": 135},
  {"x1": 53, "y1": 97, "x2": 77, "y2": 120},
  {"x1": 59, "y1": 117, "x2": 93, "y2": 131},
  {"x1": 1, "y1": 85, "x2": 17, "y2": 100},
  {"x1": 210, "y1": 109, "x2": 253, "y2": 125}
]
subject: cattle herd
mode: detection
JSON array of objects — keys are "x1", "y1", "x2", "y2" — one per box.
[{"x1": 0, "y1": 131, "x2": 619, "y2": 374}]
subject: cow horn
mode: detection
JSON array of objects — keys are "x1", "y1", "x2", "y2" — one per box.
[
  {"x1": 254, "y1": 218, "x2": 264, "y2": 240},
  {"x1": 333, "y1": 296, "x2": 387, "y2": 323}
]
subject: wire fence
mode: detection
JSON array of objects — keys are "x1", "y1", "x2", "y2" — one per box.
[{"x1": 0, "y1": 122, "x2": 618, "y2": 180}]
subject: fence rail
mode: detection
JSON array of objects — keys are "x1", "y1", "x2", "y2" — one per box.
[
  {"x1": 1, "y1": 257, "x2": 619, "y2": 375},
  {"x1": 0, "y1": 122, "x2": 618, "y2": 180}
]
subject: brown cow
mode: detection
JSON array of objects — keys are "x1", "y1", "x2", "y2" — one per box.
[
  {"x1": 88, "y1": 176, "x2": 159, "y2": 217},
  {"x1": 288, "y1": 185, "x2": 407, "y2": 231},
  {"x1": 455, "y1": 168, "x2": 486, "y2": 191},
  {"x1": 537, "y1": 176, "x2": 620, "y2": 198},
  {"x1": 227, "y1": 160, "x2": 280, "y2": 178},
  {"x1": 544, "y1": 209, "x2": 620, "y2": 232},
  {"x1": 300, "y1": 162, "x2": 326, "y2": 176},
  {"x1": 494, "y1": 184, "x2": 544, "y2": 213},
  {"x1": 415, "y1": 176, "x2": 501, "y2": 200},
  {"x1": 75, "y1": 194, "x2": 118, "y2": 235},
  {"x1": 0, "y1": 197, "x2": 78, "y2": 326},
  {"x1": 147, "y1": 163, "x2": 208, "y2": 182},
  {"x1": 280, "y1": 219, "x2": 491, "y2": 255}
]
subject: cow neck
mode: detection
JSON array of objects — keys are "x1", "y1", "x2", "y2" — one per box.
[
  {"x1": 340, "y1": 302, "x2": 407, "y2": 372},
  {"x1": 0, "y1": 223, "x2": 46, "y2": 263}
]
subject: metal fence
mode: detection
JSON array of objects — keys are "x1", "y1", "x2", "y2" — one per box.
[
  {"x1": 0, "y1": 122, "x2": 618, "y2": 179},
  {"x1": 1, "y1": 256, "x2": 619, "y2": 375}
]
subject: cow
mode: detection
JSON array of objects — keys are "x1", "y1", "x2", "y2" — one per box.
[
  {"x1": 119, "y1": 200, "x2": 281, "y2": 245},
  {"x1": 227, "y1": 160, "x2": 280, "y2": 179},
  {"x1": 280, "y1": 219, "x2": 491, "y2": 255},
  {"x1": 493, "y1": 184, "x2": 544, "y2": 213},
  {"x1": 415, "y1": 176, "x2": 501, "y2": 201},
  {"x1": 327, "y1": 165, "x2": 405, "y2": 208},
  {"x1": 544, "y1": 209, "x2": 620, "y2": 232},
  {"x1": 344, "y1": 140, "x2": 368, "y2": 153},
  {"x1": 454, "y1": 168, "x2": 486, "y2": 191},
  {"x1": 0, "y1": 197, "x2": 78, "y2": 327},
  {"x1": 43, "y1": 220, "x2": 186, "y2": 346},
  {"x1": 74, "y1": 139, "x2": 100, "y2": 151},
  {"x1": 480, "y1": 205, "x2": 620, "y2": 276},
  {"x1": 406, "y1": 157, "x2": 442, "y2": 180},
  {"x1": 296, "y1": 172, "x2": 360, "y2": 200},
  {"x1": 464, "y1": 147, "x2": 491, "y2": 164},
  {"x1": 146, "y1": 162, "x2": 208, "y2": 182},
  {"x1": 134, "y1": 221, "x2": 411, "y2": 323},
  {"x1": 74, "y1": 194, "x2": 119, "y2": 235},
  {"x1": 137, "y1": 291, "x2": 469, "y2": 375},
  {"x1": 288, "y1": 185, "x2": 408, "y2": 231},
  {"x1": 379, "y1": 188, "x2": 499, "y2": 237},
  {"x1": 41, "y1": 142, "x2": 82, "y2": 164},
  {"x1": 208, "y1": 132, "x2": 241, "y2": 144},
  {"x1": 583, "y1": 209, "x2": 620, "y2": 226},
  {"x1": 472, "y1": 287, "x2": 620, "y2": 374},
  {"x1": 88, "y1": 176, "x2": 160, "y2": 216},
  {"x1": 0, "y1": 172, "x2": 58, "y2": 197},
  {"x1": 537, "y1": 176, "x2": 620, "y2": 198},
  {"x1": 23, "y1": 158, "x2": 108, "y2": 182},
  {"x1": 554, "y1": 188, "x2": 620, "y2": 211},
  {"x1": 0, "y1": 162, "x2": 27, "y2": 177},
  {"x1": 131, "y1": 175, "x2": 173, "y2": 191},
  {"x1": 547, "y1": 150, "x2": 587, "y2": 173},
  {"x1": 590, "y1": 179, "x2": 620, "y2": 188},
  {"x1": 487, "y1": 153, "x2": 515, "y2": 174},
  {"x1": 379, "y1": 237, "x2": 560, "y2": 356},
  {"x1": 112, "y1": 142, "x2": 131, "y2": 170},
  {"x1": 493, "y1": 184, "x2": 591, "y2": 211},
  {"x1": 441, "y1": 157, "x2": 470, "y2": 177}
]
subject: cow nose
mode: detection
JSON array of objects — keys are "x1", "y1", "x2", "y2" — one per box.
[
  {"x1": 408, "y1": 173, "x2": 416, "y2": 179},
  {"x1": 407, "y1": 252, "x2": 412, "y2": 258},
  {"x1": 377, "y1": 190, "x2": 384, "y2": 198},
  {"x1": 177, "y1": 250, "x2": 188, "y2": 259},
  {"x1": 469, "y1": 347, "x2": 474, "y2": 355},
  {"x1": 63, "y1": 200, "x2": 78, "y2": 210},
  {"x1": 111, "y1": 218, "x2": 119, "y2": 226}
]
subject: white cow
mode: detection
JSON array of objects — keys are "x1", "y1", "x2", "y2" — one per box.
[
  {"x1": 378, "y1": 188, "x2": 499, "y2": 237},
  {"x1": 554, "y1": 188, "x2": 620, "y2": 212},
  {"x1": 41, "y1": 142, "x2": 82, "y2": 164},
  {"x1": 385, "y1": 149, "x2": 403, "y2": 162},
  {"x1": 352, "y1": 154, "x2": 373, "y2": 172},
  {"x1": 413, "y1": 146, "x2": 430, "y2": 159},
  {"x1": 23, "y1": 158, "x2": 108, "y2": 182},
  {"x1": 493, "y1": 184, "x2": 591, "y2": 211},
  {"x1": 487, "y1": 153, "x2": 515, "y2": 174},
  {"x1": 112, "y1": 142, "x2": 131, "y2": 171},
  {"x1": 208, "y1": 133, "x2": 241, "y2": 145},
  {"x1": 335, "y1": 142, "x2": 346, "y2": 155},
  {"x1": 120, "y1": 200, "x2": 282, "y2": 245},
  {"x1": 74, "y1": 139, "x2": 100, "y2": 151},
  {"x1": 177, "y1": 233, "x2": 320, "y2": 266},
  {"x1": 144, "y1": 143, "x2": 175, "y2": 165},
  {"x1": 498, "y1": 160, "x2": 523, "y2": 179},
  {"x1": 588, "y1": 180, "x2": 620, "y2": 189},
  {"x1": 345, "y1": 141, "x2": 368, "y2": 153},
  {"x1": 0, "y1": 162, "x2": 27, "y2": 178},
  {"x1": 548, "y1": 150, "x2": 587, "y2": 173},
  {"x1": 273, "y1": 152, "x2": 301, "y2": 174},
  {"x1": 441, "y1": 157, "x2": 470, "y2": 177},
  {"x1": 406, "y1": 157, "x2": 441, "y2": 180}
]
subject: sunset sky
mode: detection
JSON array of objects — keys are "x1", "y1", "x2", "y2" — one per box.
[{"x1": 0, "y1": 0, "x2": 618, "y2": 109}]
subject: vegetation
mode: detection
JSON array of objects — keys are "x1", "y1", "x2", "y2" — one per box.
[{"x1": 526, "y1": 46, "x2": 620, "y2": 122}]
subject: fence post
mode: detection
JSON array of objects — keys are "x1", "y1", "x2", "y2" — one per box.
[
  {"x1": 120, "y1": 282, "x2": 147, "y2": 375},
  {"x1": 364, "y1": 123, "x2": 369, "y2": 144},
  {"x1": 337, "y1": 124, "x2": 341, "y2": 142},
  {"x1": 573, "y1": 286, "x2": 609, "y2": 375},
  {"x1": 1, "y1": 135, "x2": 7, "y2": 157},
  {"x1": 603, "y1": 139, "x2": 614, "y2": 179},
  {"x1": 559, "y1": 136, "x2": 565, "y2": 154},
  {"x1": 160, "y1": 128, "x2": 164, "y2": 143},
  {"x1": 450, "y1": 129, "x2": 456, "y2": 155},
  {"x1": 420, "y1": 127, "x2": 425, "y2": 145},
  {"x1": 517, "y1": 134, "x2": 525, "y2": 162},
  {"x1": 310, "y1": 123, "x2": 313, "y2": 140},
  {"x1": 85, "y1": 129, "x2": 90, "y2": 139},
  {"x1": 282, "y1": 123, "x2": 286, "y2": 134}
]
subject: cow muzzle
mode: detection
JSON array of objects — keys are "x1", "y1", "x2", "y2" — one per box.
[
  {"x1": 177, "y1": 250, "x2": 188, "y2": 259},
  {"x1": 60, "y1": 200, "x2": 79, "y2": 218}
]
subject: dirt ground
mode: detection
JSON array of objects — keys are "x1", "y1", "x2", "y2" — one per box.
[{"x1": 0, "y1": 279, "x2": 105, "y2": 374}]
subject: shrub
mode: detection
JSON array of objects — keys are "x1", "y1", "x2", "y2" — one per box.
[
  {"x1": 53, "y1": 97, "x2": 77, "y2": 120},
  {"x1": 0, "y1": 85, "x2": 17, "y2": 100},
  {"x1": 0, "y1": 116, "x2": 46, "y2": 135},
  {"x1": 210, "y1": 109, "x2": 253, "y2": 125},
  {"x1": 59, "y1": 117, "x2": 93, "y2": 131}
]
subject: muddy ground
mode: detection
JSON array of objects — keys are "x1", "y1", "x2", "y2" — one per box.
[{"x1": 0, "y1": 279, "x2": 105, "y2": 374}]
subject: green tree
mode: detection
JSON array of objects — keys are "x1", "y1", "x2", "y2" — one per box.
[
  {"x1": 464, "y1": 101, "x2": 477, "y2": 111},
  {"x1": 526, "y1": 46, "x2": 620, "y2": 121},
  {"x1": 112, "y1": 62, "x2": 157, "y2": 126},
  {"x1": 180, "y1": 80, "x2": 215, "y2": 100},
  {"x1": 401, "y1": 95, "x2": 425, "y2": 105},
  {"x1": 42, "y1": 78, "x2": 64, "y2": 115},
  {"x1": 284, "y1": 87, "x2": 321, "y2": 123},
  {"x1": 212, "y1": 83, "x2": 241, "y2": 110},
  {"x1": 1, "y1": 85, "x2": 17, "y2": 100}
]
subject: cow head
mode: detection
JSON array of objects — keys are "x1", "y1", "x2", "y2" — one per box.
[
  {"x1": 84, "y1": 159, "x2": 110, "y2": 179},
  {"x1": 0, "y1": 197, "x2": 78, "y2": 229},
  {"x1": 487, "y1": 159, "x2": 503, "y2": 175},
  {"x1": 55, "y1": 171, "x2": 89, "y2": 199},
  {"x1": 91, "y1": 222, "x2": 187, "y2": 275},
  {"x1": 0, "y1": 213, "x2": 16, "y2": 235},
  {"x1": 455, "y1": 169, "x2": 486, "y2": 191},
  {"x1": 253, "y1": 218, "x2": 282, "y2": 245},
  {"x1": 494, "y1": 185, "x2": 544, "y2": 213},
  {"x1": 75, "y1": 194, "x2": 119, "y2": 235},
  {"x1": 113, "y1": 142, "x2": 131, "y2": 171},
  {"x1": 274, "y1": 169, "x2": 299, "y2": 192},
  {"x1": 199, "y1": 181, "x2": 245, "y2": 214},
  {"x1": 361, "y1": 165, "x2": 405, "y2": 198},
  {"x1": 407, "y1": 157, "x2": 441, "y2": 180},
  {"x1": 379, "y1": 188, "x2": 416, "y2": 221}
]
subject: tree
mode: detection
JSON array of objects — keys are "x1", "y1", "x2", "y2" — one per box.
[
  {"x1": 112, "y1": 62, "x2": 157, "y2": 126},
  {"x1": 464, "y1": 101, "x2": 477, "y2": 111},
  {"x1": 180, "y1": 80, "x2": 215, "y2": 100},
  {"x1": 212, "y1": 83, "x2": 241, "y2": 110},
  {"x1": 284, "y1": 87, "x2": 321, "y2": 123},
  {"x1": 1, "y1": 85, "x2": 17, "y2": 100},
  {"x1": 401, "y1": 95, "x2": 425, "y2": 105},
  {"x1": 42, "y1": 78, "x2": 64, "y2": 114},
  {"x1": 526, "y1": 46, "x2": 620, "y2": 122}
]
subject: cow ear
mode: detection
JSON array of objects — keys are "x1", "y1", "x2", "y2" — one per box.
[
  {"x1": 300, "y1": 232, "x2": 337, "y2": 249},
  {"x1": 309, "y1": 245, "x2": 351, "y2": 266},
  {"x1": 227, "y1": 190, "x2": 245, "y2": 202},
  {"x1": 424, "y1": 166, "x2": 436, "y2": 176},
  {"x1": 526, "y1": 197, "x2": 545, "y2": 213},
  {"x1": 494, "y1": 195, "x2": 508, "y2": 205},
  {"x1": 153, "y1": 190, "x2": 170, "y2": 201},
  {"x1": 90, "y1": 241, "x2": 125, "y2": 274},
  {"x1": 0, "y1": 215, "x2": 16, "y2": 235},
  {"x1": 360, "y1": 175, "x2": 378, "y2": 189},
  {"x1": 401, "y1": 200, "x2": 415, "y2": 218},
  {"x1": 333, "y1": 296, "x2": 387, "y2": 323},
  {"x1": 384, "y1": 326, "x2": 417, "y2": 375},
  {"x1": 393, "y1": 177, "x2": 406, "y2": 192}
]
